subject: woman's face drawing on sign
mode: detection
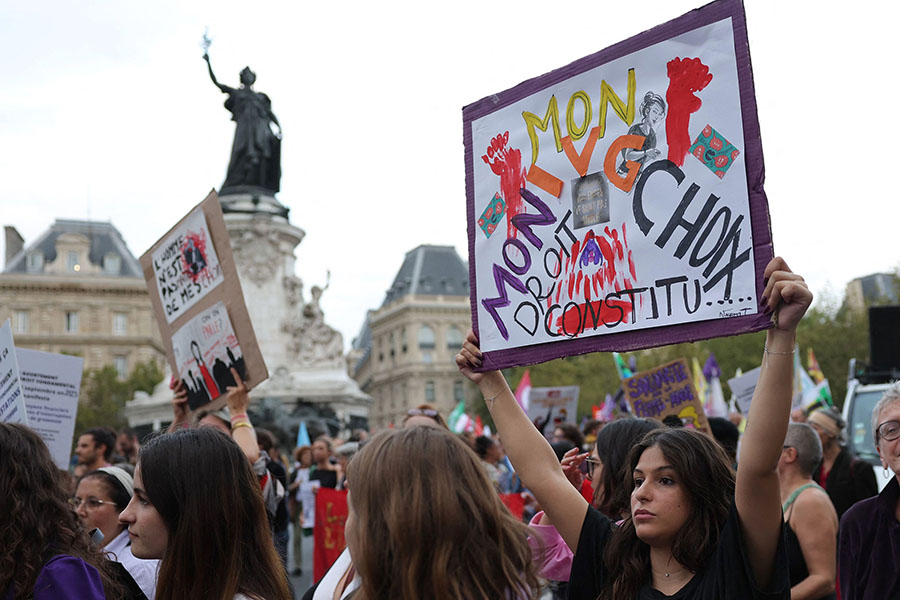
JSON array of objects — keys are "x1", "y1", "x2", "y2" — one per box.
[{"x1": 191, "y1": 340, "x2": 204, "y2": 366}]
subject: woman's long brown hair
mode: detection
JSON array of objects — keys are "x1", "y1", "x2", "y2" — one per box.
[
  {"x1": 0, "y1": 423, "x2": 123, "y2": 599},
  {"x1": 599, "y1": 427, "x2": 735, "y2": 600},
  {"x1": 346, "y1": 426, "x2": 541, "y2": 600},
  {"x1": 139, "y1": 427, "x2": 291, "y2": 600}
]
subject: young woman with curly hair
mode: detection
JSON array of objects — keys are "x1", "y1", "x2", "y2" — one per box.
[
  {"x1": 0, "y1": 423, "x2": 122, "y2": 600},
  {"x1": 343, "y1": 426, "x2": 541, "y2": 599},
  {"x1": 458, "y1": 257, "x2": 811, "y2": 600},
  {"x1": 118, "y1": 427, "x2": 291, "y2": 600}
]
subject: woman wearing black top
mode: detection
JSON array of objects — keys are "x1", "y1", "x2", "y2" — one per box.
[{"x1": 458, "y1": 257, "x2": 810, "y2": 600}]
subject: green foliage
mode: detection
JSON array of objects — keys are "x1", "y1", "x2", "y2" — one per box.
[{"x1": 75, "y1": 359, "x2": 163, "y2": 439}]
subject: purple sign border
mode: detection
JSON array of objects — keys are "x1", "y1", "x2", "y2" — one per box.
[{"x1": 462, "y1": 0, "x2": 773, "y2": 372}]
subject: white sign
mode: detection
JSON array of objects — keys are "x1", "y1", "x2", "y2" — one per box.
[
  {"x1": 151, "y1": 207, "x2": 224, "y2": 324},
  {"x1": 0, "y1": 319, "x2": 27, "y2": 425},
  {"x1": 18, "y1": 349, "x2": 84, "y2": 470},
  {"x1": 727, "y1": 366, "x2": 760, "y2": 415},
  {"x1": 527, "y1": 386, "x2": 580, "y2": 431}
]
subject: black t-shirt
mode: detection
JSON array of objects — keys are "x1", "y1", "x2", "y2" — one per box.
[
  {"x1": 567, "y1": 503, "x2": 790, "y2": 600},
  {"x1": 309, "y1": 468, "x2": 338, "y2": 489}
]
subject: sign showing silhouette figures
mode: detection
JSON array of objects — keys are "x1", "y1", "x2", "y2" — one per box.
[{"x1": 140, "y1": 191, "x2": 268, "y2": 411}]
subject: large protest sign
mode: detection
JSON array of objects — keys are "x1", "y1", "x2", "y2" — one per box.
[
  {"x1": 0, "y1": 319, "x2": 27, "y2": 424},
  {"x1": 464, "y1": 0, "x2": 772, "y2": 370},
  {"x1": 18, "y1": 349, "x2": 83, "y2": 469},
  {"x1": 624, "y1": 359, "x2": 710, "y2": 434},
  {"x1": 527, "y1": 385, "x2": 579, "y2": 430},
  {"x1": 141, "y1": 191, "x2": 267, "y2": 411}
]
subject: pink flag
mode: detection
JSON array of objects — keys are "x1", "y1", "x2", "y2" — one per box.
[{"x1": 514, "y1": 370, "x2": 531, "y2": 411}]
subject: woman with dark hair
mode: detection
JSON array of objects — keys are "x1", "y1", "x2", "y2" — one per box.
[
  {"x1": 74, "y1": 467, "x2": 159, "y2": 599},
  {"x1": 118, "y1": 427, "x2": 290, "y2": 600},
  {"x1": 0, "y1": 423, "x2": 122, "y2": 599},
  {"x1": 552, "y1": 423, "x2": 585, "y2": 451},
  {"x1": 459, "y1": 257, "x2": 810, "y2": 599},
  {"x1": 343, "y1": 426, "x2": 540, "y2": 599}
]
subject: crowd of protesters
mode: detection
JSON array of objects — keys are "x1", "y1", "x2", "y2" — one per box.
[{"x1": 3, "y1": 258, "x2": 900, "y2": 599}]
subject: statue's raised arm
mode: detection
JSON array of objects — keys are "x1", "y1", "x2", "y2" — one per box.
[{"x1": 203, "y1": 53, "x2": 234, "y2": 94}]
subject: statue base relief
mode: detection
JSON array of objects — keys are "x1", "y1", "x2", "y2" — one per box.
[{"x1": 125, "y1": 192, "x2": 370, "y2": 436}]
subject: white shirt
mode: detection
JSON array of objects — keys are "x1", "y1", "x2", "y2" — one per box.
[
  {"x1": 314, "y1": 548, "x2": 360, "y2": 600},
  {"x1": 105, "y1": 529, "x2": 160, "y2": 600}
]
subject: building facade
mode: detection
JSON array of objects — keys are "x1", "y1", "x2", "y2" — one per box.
[
  {"x1": 0, "y1": 221, "x2": 164, "y2": 375},
  {"x1": 350, "y1": 245, "x2": 476, "y2": 430},
  {"x1": 845, "y1": 272, "x2": 900, "y2": 312}
]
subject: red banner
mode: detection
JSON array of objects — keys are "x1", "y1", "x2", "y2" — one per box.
[
  {"x1": 313, "y1": 488, "x2": 348, "y2": 582},
  {"x1": 499, "y1": 493, "x2": 525, "y2": 520}
]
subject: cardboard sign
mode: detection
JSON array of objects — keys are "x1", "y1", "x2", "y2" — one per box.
[
  {"x1": 18, "y1": 349, "x2": 83, "y2": 469},
  {"x1": 0, "y1": 319, "x2": 27, "y2": 424},
  {"x1": 624, "y1": 359, "x2": 709, "y2": 433},
  {"x1": 464, "y1": 0, "x2": 773, "y2": 370},
  {"x1": 140, "y1": 191, "x2": 267, "y2": 411},
  {"x1": 728, "y1": 366, "x2": 761, "y2": 415},
  {"x1": 527, "y1": 385, "x2": 580, "y2": 430}
]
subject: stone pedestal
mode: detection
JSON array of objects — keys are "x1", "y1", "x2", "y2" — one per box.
[{"x1": 125, "y1": 192, "x2": 370, "y2": 435}]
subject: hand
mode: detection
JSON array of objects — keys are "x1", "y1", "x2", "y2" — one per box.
[
  {"x1": 202, "y1": 53, "x2": 210, "y2": 62},
  {"x1": 646, "y1": 148, "x2": 661, "y2": 160},
  {"x1": 456, "y1": 329, "x2": 485, "y2": 384},
  {"x1": 560, "y1": 447, "x2": 589, "y2": 490},
  {"x1": 170, "y1": 379, "x2": 190, "y2": 424},
  {"x1": 225, "y1": 368, "x2": 251, "y2": 414},
  {"x1": 760, "y1": 257, "x2": 812, "y2": 333}
]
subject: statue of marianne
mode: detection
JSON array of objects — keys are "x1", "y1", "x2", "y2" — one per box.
[{"x1": 204, "y1": 52, "x2": 282, "y2": 195}]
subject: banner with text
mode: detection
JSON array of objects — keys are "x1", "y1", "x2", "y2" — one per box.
[
  {"x1": 624, "y1": 359, "x2": 709, "y2": 434},
  {"x1": 0, "y1": 320, "x2": 27, "y2": 424},
  {"x1": 527, "y1": 385, "x2": 580, "y2": 431},
  {"x1": 463, "y1": 0, "x2": 772, "y2": 369}
]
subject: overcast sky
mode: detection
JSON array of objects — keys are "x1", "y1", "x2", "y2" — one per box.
[{"x1": 2, "y1": 0, "x2": 896, "y2": 349}]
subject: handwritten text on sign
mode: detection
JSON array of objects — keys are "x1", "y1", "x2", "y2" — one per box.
[{"x1": 624, "y1": 358, "x2": 709, "y2": 433}]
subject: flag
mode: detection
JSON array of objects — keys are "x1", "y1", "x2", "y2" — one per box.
[
  {"x1": 807, "y1": 348, "x2": 825, "y2": 384},
  {"x1": 474, "y1": 415, "x2": 484, "y2": 436},
  {"x1": 313, "y1": 488, "x2": 348, "y2": 582},
  {"x1": 600, "y1": 393, "x2": 616, "y2": 421},
  {"x1": 484, "y1": 424, "x2": 492, "y2": 437},
  {"x1": 613, "y1": 352, "x2": 633, "y2": 379},
  {"x1": 448, "y1": 400, "x2": 466, "y2": 432},
  {"x1": 453, "y1": 413, "x2": 474, "y2": 434},
  {"x1": 703, "y1": 353, "x2": 728, "y2": 418},
  {"x1": 296, "y1": 421, "x2": 311, "y2": 448},
  {"x1": 692, "y1": 357, "x2": 708, "y2": 408},
  {"x1": 793, "y1": 345, "x2": 816, "y2": 409},
  {"x1": 592, "y1": 405, "x2": 602, "y2": 420},
  {"x1": 514, "y1": 370, "x2": 531, "y2": 411}
]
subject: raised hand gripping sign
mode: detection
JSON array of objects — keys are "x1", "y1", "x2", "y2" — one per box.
[{"x1": 464, "y1": 0, "x2": 773, "y2": 370}]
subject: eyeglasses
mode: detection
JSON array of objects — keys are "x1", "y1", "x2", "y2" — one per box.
[
  {"x1": 579, "y1": 458, "x2": 602, "y2": 480},
  {"x1": 876, "y1": 420, "x2": 900, "y2": 443},
  {"x1": 407, "y1": 408, "x2": 439, "y2": 418},
  {"x1": 69, "y1": 497, "x2": 116, "y2": 510}
]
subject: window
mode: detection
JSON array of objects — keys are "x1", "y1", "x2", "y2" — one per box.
[
  {"x1": 401, "y1": 327, "x2": 407, "y2": 353},
  {"x1": 446, "y1": 327, "x2": 463, "y2": 350},
  {"x1": 65, "y1": 311, "x2": 79, "y2": 333},
  {"x1": 26, "y1": 252, "x2": 44, "y2": 273},
  {"x1": 425, "y1": 381, "x2": 436, "y2": 403},
  {"x1": 67, "y1": 252, "x2": 80, "y2": 272},
  {"x1": 113, "y1": 312, "x2": 127, "y2": 336},
  {"x1": 114, "y1": 356, "x2": 128, "y2": 379},
  {"x1": 418, "y1": 326, "x2": 435, "y2": 350},
  {"x1": 13, "y1": 311, "x2": 28, "y2": 334},
  {"x1": 454, "y1": 380, "x2": 465, "y2": 404},
  {"x1": 103, "y1": 253, "x2": 121, "y2": 275}
]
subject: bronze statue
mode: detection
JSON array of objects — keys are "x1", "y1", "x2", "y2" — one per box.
[{"x1": 203, "y1": 49, "x2": 282, "y2": 195}]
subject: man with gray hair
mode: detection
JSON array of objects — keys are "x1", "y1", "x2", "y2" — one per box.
[{"x1": 777, "y1": 422, "x2": 839, "y2": 599}]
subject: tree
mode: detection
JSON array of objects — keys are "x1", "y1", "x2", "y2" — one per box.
[{"x1": 75, "y1": 360, "x2": 163, "y2": 439}]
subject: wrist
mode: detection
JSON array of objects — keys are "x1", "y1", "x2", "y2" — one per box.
[
  {"x1": 765, "y1": 328, "x2": 795, "y2": 352},
  {"x1": 478, "y1": 371, "x2": 509, "y2": 399}
]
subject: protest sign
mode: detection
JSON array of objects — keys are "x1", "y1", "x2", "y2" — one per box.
[
  {"x1": 727, "y1": 366, "x2": 760, "y2": 414},
  {"x1": 624, "y1": 359, "x2": 709, "y2": 433},
  {"x1": 140, "y1": 191, "x2": 267, "y2": 411},
  {"x1": 464, "y1": 0, "x2": 773, "y2": 370},
  {"x1": 313, "y1": 487, "x2": 348, "y2": 583},
  {"x1": 527, "y1": 385, "x2": 579, "y2": 430},
  {"x1": 0, "y1": 319, "x2": 27, "y2": 424},
  {"x1": 18, "y1": 349, "x2": 83, "y2": 469}
]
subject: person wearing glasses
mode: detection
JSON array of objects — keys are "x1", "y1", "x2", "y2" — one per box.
[
  {"x1": 73, "y1": 467, "x2": 159, "y2": 599},
  {"x1": 838, "y1": 383, "x2": 900, "y2": 599},
  {"x1": 529, "y1": 418, "x2": 659, "y2": 600},
  {"x1": 0, "y1": 423, "x2": 121, "y2": 599}
]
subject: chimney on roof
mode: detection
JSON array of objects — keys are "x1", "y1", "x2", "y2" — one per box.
[{"x1": 4, "y1": 226, "x2": 24, "y2": 267}]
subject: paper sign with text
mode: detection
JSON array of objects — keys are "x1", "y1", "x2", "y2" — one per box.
[
  {"x1": 527, "y1": 385, "x2": 580, "y2": 430},
  {"x1": 727, "y1": 366, "x2": 760, "y2": 415},
  {"x1": 140, "y1": 191, "x2": 268, "y2": 412},
  {"x1": 624, "y1": 359, "x2": 709, "y2": 433},
  {"x1": 0, "y1": 319, "x2": 27, "y2": 425},
  {"x1": 463, "y1": 0, "x2": 772, "y2": 370},
  {"x1": 18, "y1": 349, "x2": 83, "y2": 469}
]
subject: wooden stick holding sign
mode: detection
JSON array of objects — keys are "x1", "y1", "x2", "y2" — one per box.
[
  {"x1": 624, "y1": 358, "x2": 710, "y2": 434},
  {"x1": 140, "y1": 190, "x2": 267, "y2": 412}
]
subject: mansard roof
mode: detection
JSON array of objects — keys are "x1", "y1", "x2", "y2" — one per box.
[{"x1": 381, "y1": 245, "x2": 469, "y2": 307}]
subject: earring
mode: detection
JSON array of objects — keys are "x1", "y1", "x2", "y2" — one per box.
[{"x1": 884, "y1": 467, "x2": 891, "y2": 478}]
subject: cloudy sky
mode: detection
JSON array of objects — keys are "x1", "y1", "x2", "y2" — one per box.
[{"x1": 2, "y1": 0, "x2": 896, "y2": 348}]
